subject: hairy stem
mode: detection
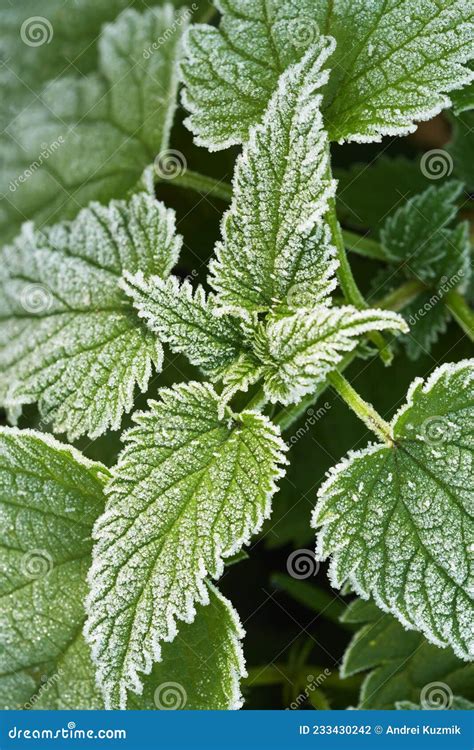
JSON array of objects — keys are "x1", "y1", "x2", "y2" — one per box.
[
  {"x1": 243, "y1": 387, "x2": 267, "y2": 412},
  {"x1": 374, "y1": 279, "x2": 426, "y2": 311},
  {"x1": 445, "y1": 289, "x2": 474, "y2": 342},
  {"x1": 327, "y1": 370, "x2": 393, "y2": 445},
  {"x1": 326, "y1": 203, "x2": 392, "y2": 366},
  {"x1": 341, "y1": 229, "x2": 388, "y2": 261}
]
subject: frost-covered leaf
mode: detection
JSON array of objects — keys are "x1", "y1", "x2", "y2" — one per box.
[
  {"x1": 209, "y1": 41, "x2": 338, "y2": 316},
  {"x1": 398, "y1": 289, "x2": 452, "y2": 362},
  {"x1": 128, "y1": 584, "x2": 246, "y2": 710},
  {"x1": 0, "y1": 0, "x2": 148, "y2": 130},
  {"x1": 252, "y1": 307, "x2": 407, "y2": 405},
  {"x1": 85, "y1": 382, "x2": 287, "y2": 708},
  {"x1": 381, "y1": 182, "x2": 470, "y2": 288},
  {"x1": 0, "y1": 193, "x2": 181, "y2": 439},
  {"x1": 451, "y1": 63, "x2": 474, "y2": 114},
  {"x1": 313, "y1": 360, "x2": 474, "y2": 659},
  {"x1": 122, "y1": 272, "x2": 244, "y2": 376},
  {"x1": 336, "y1": 157, "x2": 434, "y2": 237},
  {"x1": 0, "y1": 427, "x2": 108, "y2": 710},
  {"x1": 375, "y1": 182, "x2": 472, "y2": 359},
  {"x1": 182, "y1": 0, "x2": 474, "y2": 149},
  {"x1": 340, "y1": 598, "x2": 474, "y2": 709},
  {"x1": 397, "y1": 696, "x2": 474, "y2": 710},
  {"x1": 0, "y1": 5, "x2": 185, "y2": 240}
]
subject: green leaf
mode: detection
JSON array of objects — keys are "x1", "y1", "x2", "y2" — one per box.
[
  {"x1": 398, "y1": 289, "x2": 452, "y2": 362},
  {"x1": 0, "y1": 193, "x2": 181, "y2": 439},
  {"x1": 336, "y1": 157, "x2": 434, "y2": 237},
  {"x1": 219, "y1": 353, "x2": 263, "y2": 412},
  {"x1": 313, "y1": 360, "x2": 474, "y2": 659},
  {"x1": 182, "y1": 0, "x2": 474, "y2": 150},
  {"x1": 448, "y1": 110, "x2": 474, "y2": 189},
  {"x1": 0, "y1": 427, "x2": 109, "y2": 710},
  {"x1": 0, "y1": 5, "x2": 185, "y2": 240},
  {"x1": 252, "y1": 307, "x2": 408, "y2": 405},
  {"x1": 397, "y1": 696, "x2": 474, "y2": 710},
  {"x1": 208, "y1": 41, "x2": 338, "y2": 316},
  {"x1": 0, "y1": 0, "x2": 150, "y2": 130},
  {"x1": 30, "y1": 634, "x2": 103, "y2": 711},
  {"x1": 122, "y1": 272, "x2": 244, "y2": 376},
  {"x1": 451, "y1": 63, "x2": 474, "y2": 114},
  {"x1": 340, "y1": 598, "x2": 474, "y2": 709},
  {"x1": 85, "y1": 382, "x2": 287, "y2": 708},
  {"x1": 380, "y1": 182, "x2": 470, "y2": 288},
  {"x1": 376, "y1": 182, "x2": 472, "y2": 359},
  {"x1": 128, "y1": 583, "x2": 246, "y2": 710}
]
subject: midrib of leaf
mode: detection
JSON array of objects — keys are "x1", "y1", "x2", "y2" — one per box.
[
  {"x1": 324, "y1": 0, "x2": 389, "y2": 110},
  {"x1": 392, "y1": 452, "x2": 446, "y2": 642},
  {"x1": 399, "y1": 443, "x2": 470, "y2": 520},
  {"x1": 219, "y1": 3, "x2": 283, "y2": 75}
]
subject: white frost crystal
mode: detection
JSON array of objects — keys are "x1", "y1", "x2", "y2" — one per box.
[{"x1": 313, "y1": 360, "x2": 474, "y2": 659}]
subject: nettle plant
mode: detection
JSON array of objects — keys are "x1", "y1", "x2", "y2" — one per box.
[{"x1": 0, "y1": 0, "x2": 473, "y2": 711}]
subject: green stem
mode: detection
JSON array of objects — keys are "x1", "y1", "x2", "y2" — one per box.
[
  {"x1": 375, "y1": 279, "x2": 426, "y2": 312},
  {"x1": 327, "y1": 370, "x2": 393, "y2": 445},
  {"x1": 326, "y1": 202, "x2": 392, "y2": 365},
  {"x1": 160, "y1": 169, "x2": 233, "y2": 203},
  {"x1": 341, "y1": 229, "x2": 388, "y2": 261},
  {"x1": 445, "y1": 290, "x2": 474, "y2": 342},
  {"x1": 243, "y1": 387, "x2": 267, "y2": 412}
]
